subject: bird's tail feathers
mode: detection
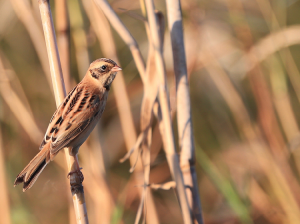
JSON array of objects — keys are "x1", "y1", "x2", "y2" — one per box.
[{"x1": 14, "y1": 146, "x2": 51, "y2": 192}]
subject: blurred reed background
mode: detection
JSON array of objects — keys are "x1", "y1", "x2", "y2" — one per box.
[{"x1": 1, "y1": 0, "x2": 300, "y2": 223}]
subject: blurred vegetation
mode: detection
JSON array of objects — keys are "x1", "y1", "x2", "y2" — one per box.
[{"x1": 2, "y1": 0, "x2": 300, "y2": 223}]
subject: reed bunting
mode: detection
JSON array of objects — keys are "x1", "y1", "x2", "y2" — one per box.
[{"x1": 14, "y1": 58, "x2": 122, "y2": 191}]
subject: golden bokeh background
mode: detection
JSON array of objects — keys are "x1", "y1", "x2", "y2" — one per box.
[{"x1": 1, "y1": 0, "x2": 300, "y2": 223}]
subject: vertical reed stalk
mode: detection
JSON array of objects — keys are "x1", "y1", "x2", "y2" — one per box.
[
  {"x1": 68, "y1": 0, "x2": 90, "y2": 78},
  {"x1": 93, "y1": 0, "x2": 146, "y2": 81},
  {"x1": 55, "y1": 0, "x2": 71, "y2": 92},
  {"x1": 54, "y1": 1, "x2": 77, "y2": 223},
  {"x1": 256, "y1": 0, "x2": 299, "y2": 141},
  {"x1": 87, "y1": 0, "x2": 138, "y2": 164},
  {"x1": 228, "y1": 0, "x2": 286, "y2": 158},
  {"x1": 165, "y1": 1, "x2": 203, "y2": 223},
  {"x1": 9, "y1": 0, "x2": 52, "y2": 87},
  {"x1": 206, "y1": 2, "x2": 300, "y2": 219},
  {"x1": 0, "y1": 56, "x2": 43, "y2": 144},
  {"x1": 145, "y1": 0, "x2": 192, "y2": 223},
  {"x1": 83, "y1": 1, "x2": 160, "y2": 222},
  {"x1": 38, "y1": 0, "x2": 88, "y2": 223}
]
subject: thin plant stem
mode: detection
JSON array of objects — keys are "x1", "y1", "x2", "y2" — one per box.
[
  {"x1": 87, "y1": 0, "x2": 137, "y2": 151},
  {"x1": 82, "y1": 1, "x2": 160, "y2": 222},
  {"x1": 9, "y1": 0, "x2": 52, "y2": 88},
  {"x1": 54, "y1": 1, "x2": 77, "y2": 223},
  {"x1": 145, "y1": 0, "x2": 192, "y2": 223},
  {"x1": 79, "y1": 143, "x2": 116, "y2": 224},
  {"x1": 0, "y1": 0, "x2": 15, "y2": 40},
  {"x1": 38, "y1": 0, "x2": 88, "y2": 223},
  {"x1": 93, "y1": 0, "x2": 146, "y2": 82},
  {"x1": 55, "y1": 0, "x2": 71, "y2": 92},
  {"x1": 165, "y1": 0, "x2": 203, "y2": 223},
  {"x1": 68, "y1": 0, "x2": 90, "y2": 78},
  {"x1": 204, "y1": 19, "x2": 300, "y2": 222},
  {"x1": 0, "y1": 56, "x2": 43, "y2": 144},
  {"x1": 195, "y1": 143, "x2": 252, "y2": 224},
  {"x1": 0, "y1": 55, "x2": 68, "y2": 174},
  {"x1": 68, "y1": 5, "x2": 116, "y2": 222},
  {"x1": 256, "y1": 0, "x2": 299, "y2": 141}
]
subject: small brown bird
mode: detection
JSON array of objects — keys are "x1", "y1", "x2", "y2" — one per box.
[{"x1": 14, "y1": 58, "x2": 122, "y2": 192}]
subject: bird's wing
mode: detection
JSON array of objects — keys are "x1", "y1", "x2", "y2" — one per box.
[{"x1": 39, "y1": 83, "x2": 102, "y2": 155}]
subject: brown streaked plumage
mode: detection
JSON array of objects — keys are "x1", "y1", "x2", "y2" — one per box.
[{"x1": 14, "y1": 58, "x2": 122, "y2": 192}]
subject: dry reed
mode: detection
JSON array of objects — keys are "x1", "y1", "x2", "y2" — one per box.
[
  {"x1": 93, "y1": 0, "x2": 146, "y2": 81},
  {"x1": 9, "y1": 0, "x2": 52, "y2": 88},
  {"x1": 55, "y1": 0, "x2": 71, "y2": 92},
  {"x1": 165, "y1": 0, "x2": 203, "y2": 222},
  {"x1": 0, "y1": 56, "x2": 43, "y2": 144},
  {"x1": 68, "y1": 0, "x2": 90, "y2": 78},
  {"x1": 145, "y1": 0, "x2": 192, "y2": 223},
  {"x1": 38, "y1": 0, "x2": 88, "y2": 223},
  {"x1": 84, "y1": 1, "x2": 160, "y2": 223}
]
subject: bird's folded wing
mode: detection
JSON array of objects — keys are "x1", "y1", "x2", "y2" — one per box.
[
  {"x1": 39, "y1": 83, "x2": 101, "y2": 155},
  {"x1": 50, "y1": 117, "x2": 93, "y2": 154}
]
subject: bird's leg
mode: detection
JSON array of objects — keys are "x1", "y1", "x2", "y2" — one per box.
[{"x1": 67, "y1": 154, "x2": 84, "y2": 183}]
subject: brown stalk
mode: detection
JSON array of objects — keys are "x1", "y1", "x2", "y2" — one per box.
[
  {"x1": 249, "y1": 178, "x2": 284, "y2": 224},
  {"x1": 68, "y1": 3, "x2": 117, "y2": 221},
  {"x1": 55, "y1": 0, "x2": 71, "y2": 92},
  {"x1": 225, "y1": 24, "x2": 300, "y2": 108},
  {"x1": 205, "y1": 57, "x2": 300, "y2": 223},
  {"x1": 165, "y1": 0, "x2": 203, "y2": 223},
  {"x1": 38, "y1": 0, "x2": 88, "y2": 223},
  {"x1": 0, "y1": 55, "x2": 66, "y2": 172},
  {"x1": 9, "y1": 0, "x2": 52, "y2": 88},
  {"x1": 0, "y1": 56, "x2": 43, "y2": 144},
  {"x1": 255, "y1": 0, "x2": 299, "y2": 141},
  {"x1": 145, "y1": 0, "x2": 192, "y2": 223},
  {"x1": 225, "y1": 0, "x2": 286, "y2": 156},
  {"x1": 249, "y1": 68, "x2": 286, "y2": 156},
  {"x1": 0, "y1": 129, "x2": 11, "y2": 224},
  {"x1": 0, "y1": 55, "x2": 34, "y2": 116},
  {"x1": 0, "y1": 53, "x2": 76, "y2": 224},
  {"x1": 93, "y1": 0, "x2": 146, "y2": 82},
  {"x1": 206, "y1": 1, "x2": 300, "y2": 221},
  {"x1": 253, "y1": 0, "x2": 300, "y2": 202},
  {"x1": 260, "y1": 0, "x2": 300, "y2": 179},
  {"x1": 249, "y1": 141, "x2": 300, "y2": 224},
  {"x1": 126, "y1": 10, "x2": 163, "y2": 224},
  {"x1": 236, "y1": 25, "x2": 300, "y2": 75},
  {"x1": 269, "y1": 56, "x2": 299, "y2": 141},
  {"x1": 54, "y1": 1, "x2": 78, "y2": 224},
  {"x1": 87, "y1": 0, "x2": 137, "y2": 152},
  {"x1": 0, "y1": 0, "x2": 15, "y2": 39},
  {"x1": 68, "y1": 0, "x2": 90, "y2": 78},
  {"x1": 82, "y1": 1, "x2": 160, "y2": 223},
  {"x1": 228, "y1": 25, "x2": 300, "y2": 107},
  {"x1": 79, "y1": 143, "x2": 116, "y2": 224}
]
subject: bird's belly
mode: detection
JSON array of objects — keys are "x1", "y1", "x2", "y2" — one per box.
[{"x1": 68, "y1": 117, "x2": 100, "y2": 155}]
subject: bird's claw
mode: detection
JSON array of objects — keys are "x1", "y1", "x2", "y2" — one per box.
[{"x1": 67, "y1": 168, "x2": 84, "y2": 183}]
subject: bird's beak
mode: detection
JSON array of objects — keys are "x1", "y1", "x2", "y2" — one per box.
[{"x1": 111, "y1": 65, "x2": 122, "y2": 72}]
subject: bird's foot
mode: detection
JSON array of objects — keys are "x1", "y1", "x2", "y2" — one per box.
[{"x1": 67, "y1": 168, "x2": 84, "y2": 183}]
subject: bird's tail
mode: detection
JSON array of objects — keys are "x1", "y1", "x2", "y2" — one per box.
[{"x1": 14, "y1": 146, "x2": 51, "y2": 192}]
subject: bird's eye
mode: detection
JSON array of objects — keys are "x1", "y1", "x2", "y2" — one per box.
[{"x1": 101, "y1": 65, "x2": 107, "y2": 71}]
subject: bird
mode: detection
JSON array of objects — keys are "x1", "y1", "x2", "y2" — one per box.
[{"x1": 14, "y1": 58, "x2": 122, "y2": 192}]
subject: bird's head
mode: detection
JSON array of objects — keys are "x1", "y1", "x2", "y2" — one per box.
[{"x1": 88, "y1": 58, "x2": 122, "y2": 91}]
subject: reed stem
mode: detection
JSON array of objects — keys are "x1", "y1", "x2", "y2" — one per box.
[
  {"x1": 145, "y1": 0, "x2": 192, "y2": 223},
  {"x1": 165, "y1": 0, "x2": 203, "y2": 222},
  {"x1": 38, "y1": 1, "x2": 88, "y2": 223}
]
